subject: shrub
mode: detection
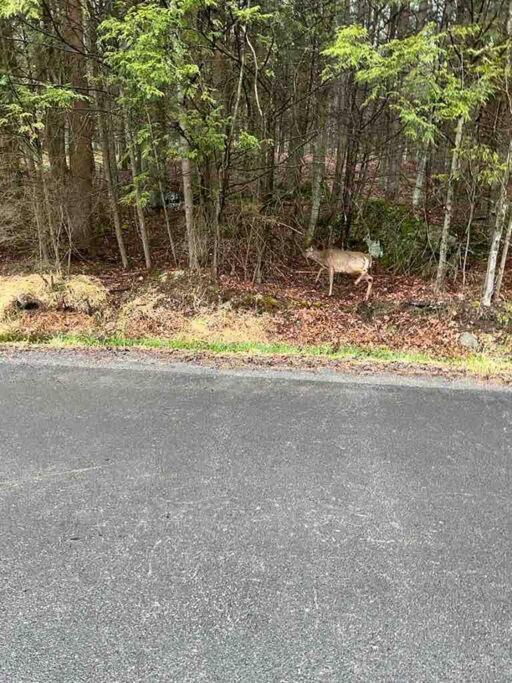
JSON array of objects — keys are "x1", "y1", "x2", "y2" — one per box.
[{"x1": 353, "y1": 199, "x2": 433, "y2": 274}]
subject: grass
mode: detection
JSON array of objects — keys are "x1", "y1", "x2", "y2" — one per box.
[
  {"x1": 0, "y1": 273, "x2": 108, "y2": 319},
  {"x1": 0, "y1": 330, "x2": 511, "y2": 379}
]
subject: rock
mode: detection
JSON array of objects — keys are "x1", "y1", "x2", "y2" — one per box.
[
  {"x1": 220, "y1": 291, "x2": 285, "y2": 314},
  {"x1": 255, "y1": 294, "x2": 282, "y2": 313},
  {"x1": 148, "y1": 190, "x2": 184, "y2": 210},
  {"x1": 404, "y1": 300, "x2": 444, "y2": 311},
  {"x1": 458, "y1": 332, "x2": 479, "y2": 351}
]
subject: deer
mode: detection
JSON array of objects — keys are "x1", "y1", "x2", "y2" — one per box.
[{"x1": 304, "y1": 246, "x2": 374, "y2": 300}]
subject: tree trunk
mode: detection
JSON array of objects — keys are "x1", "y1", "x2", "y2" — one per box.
[
  {"x1": 88, "y1": 8, "x2": 128, "y2": 270},
  {"x1": 45, "y1": 109, "x2": 68, "y2": 181},
  {"x1": 482, "y1": 0, "x2": 512, "y2": 306},
  {"x1": 30, "y1": 152, "x2": 60, "y2": 271},
  {"x1": 99, "y1": 108, "x2": 128, "y2": 269},
  {"x1": 340, "y1": 136, "x2": 358, "y2": 246},
  {"x1": 385, "y1": 145, "x2": 401, "y2": 199},
  {"x1": 462, "y1": 180, "x2": 477, "y2": 289},
  {"x1": 65, "y1": 0, "x2": 95, "y2": 250},
  {"x1": 307, "y1": 110, "x2": 327, "y2": 244},
  {"x1": 26, "y1": 153, "x2": 49, "y2": 266},
  {"x1": 481, "y1": 138, "x2": 512, "y2": 306},
  {"x1": 330, "y1": 82, "x2": 347, "y2": 205},
  {"x1": 181, "y1": 137, "x2": 198, "y2": 270},
  {"x1": 435, "y1": 116, "x2": 464, "y2": 292},
  {"x1": 412, "y1": 148, "x2": 428, "y2": 208},
  {"x1": 146, "y1": 112, "x2": 177, "y2": 263},
  {"x1": 116, "y1": 123, "x2": 129, "y2": 171},
  {"x1": 210, "y1": 167, "x2": 222, "y2": 277},
  {"x1": 124, "y1": 111, "x2": 151, "y2": 269},
  {"x1": 417, "y1": 0, "x2": 430, "y2": 28},
  {"x1": 338, "y1": 74, "x2": 360, "y2": 246},
  {"x1": 493, "y1": 211, "x2": 512, "y2": 302},
  {"x1": 385, "y1": 115, "x2": 402, "y2": 200}
]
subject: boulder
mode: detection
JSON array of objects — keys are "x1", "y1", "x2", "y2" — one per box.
[{"x1": 458, "y1": 332, "x2": 479, "y2": 351}]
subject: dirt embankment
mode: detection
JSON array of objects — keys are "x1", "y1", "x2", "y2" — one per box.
[{"x1": 0, "y1": 266, "x2": 511, "y2": 366}]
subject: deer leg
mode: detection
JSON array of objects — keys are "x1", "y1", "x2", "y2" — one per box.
[
  {"x1": 315, "y1": 266, "x2": 324, "y2": 284},
  {"x1": 328, "y1": 267, "x2": 334, "y2": 296},
  {"x1": 354, "y1": 272, "x2": 365, "y2": 285},
  {"x1": 363, "y1": 274, "x2": 373, "y2": 301}
]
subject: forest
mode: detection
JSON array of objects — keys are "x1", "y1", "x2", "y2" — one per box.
[{"x1": 1, "y1": 0, "x2": 512, "y2": 375}]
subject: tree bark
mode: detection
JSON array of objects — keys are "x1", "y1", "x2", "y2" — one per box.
[
  {"x1": 26, "y1": 153, "x2": 49, "y2": 265},
  {"x1": 330, "y1": 79, "x2": 347, "y2": 206},
  {"x1": 65, "y1": 0, "x2": 95, "y2": 250},
  {"x1": 493, "y1": 210, "x2": 512, "y2": 302},
  {"x1": 124, "y1": 110, "x2": 151, "y2": 269},
  {"x1": 180, "y1": 133, "x2": 198, "y2": 270},
  {"x1": 307, "y1": 104, "x2": 327, "y2": 244},
  {"x1": 340, "y1": 135, "x2": 358, "y2": 246},
  {"x1": 99, "y1": 108, "x2": 128, "y2": 269},
  {"x1": 482, "y1": 0, "x2": 512, "y2": 305},
  {"x1": 412, "y1": 148, "x2": 428, "y2": 208},
  {"x1": 482, "y1": 139, "x2": 512, "y2": 306},
  {"x1": 45, "y1": 109, "x2": 68, "y2": 182},
  {"x1": 435, "y1": 116, "x2": 464, "y2": 292}
]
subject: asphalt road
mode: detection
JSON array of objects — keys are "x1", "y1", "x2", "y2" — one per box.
[{"x1": 1, "y1": 355, "x2": 511, "y2": 682}]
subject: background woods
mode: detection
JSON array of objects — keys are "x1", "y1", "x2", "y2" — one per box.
[{"x1": 1, "y1": 0, "x2": 512, "y2": 310}]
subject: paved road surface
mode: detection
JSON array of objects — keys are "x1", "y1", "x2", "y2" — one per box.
[{"x1": 1, "y1": 355, "x2": 511, "y2": 681}]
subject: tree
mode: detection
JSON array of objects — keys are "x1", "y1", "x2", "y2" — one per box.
[
  {"x1": 482, "y1": 0, "x2": 512, "y2": 306},
  {"x1": 0, "y1": 0, "x2": 510, "y2": 306},
  {"x1": 325, "y1": 22, "x2": 501, "y2": 289}
]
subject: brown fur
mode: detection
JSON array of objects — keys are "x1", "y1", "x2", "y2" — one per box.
[{"x1": 304, "y1": 247, "x2": 373, "y2": 300}]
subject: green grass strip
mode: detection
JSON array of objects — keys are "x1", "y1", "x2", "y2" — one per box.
[{"x1": 0, "y1": 331, "x2": 511, "y2": 378}]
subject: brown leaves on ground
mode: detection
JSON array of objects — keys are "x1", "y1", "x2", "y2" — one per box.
[
  {"x1": 211, "y1": 268, "x2": 510, "y2": 358},
  {"x1": 14, "y1": 311, "x2": 98, "y2": 337},
  {"x1": 2, "y1": 262, "x2": 511, "y2": 361}
]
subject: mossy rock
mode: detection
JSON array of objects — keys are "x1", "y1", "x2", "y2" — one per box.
[
  {"x1": 222, "y1": 290, "x2": 287, "y2": 314},
  {"x1": 153, "y1": 271, "x2": 222, "y2": 309},
  {"x1": 401, "y1": 300, "x2": 446, "y2": 317},
  {"x1": 256, "y1": 294, "x2": 285, "y2": 313}
]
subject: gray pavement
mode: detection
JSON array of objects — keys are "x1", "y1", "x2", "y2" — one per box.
[{"x1": 0, "y1": 355, "x2": 511, "y2": 681}]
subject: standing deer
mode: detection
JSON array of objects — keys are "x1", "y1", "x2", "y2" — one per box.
[{"x1": 304, "y1": 246, "x2": 373, "y2": 300}]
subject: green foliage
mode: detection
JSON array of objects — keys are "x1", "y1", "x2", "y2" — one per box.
[
  {"x1": 459, "y1": 143, "x2": 506, "y2": 186},
  {"x1": 0, "y1": 78, "x2": 83, "y2": 142},
  {"x1": 234, "y1": 5, "x2": 273, "y2": 24},
  {"x1": 0, "y1": 0, "x2": 40, "y2": 18},
  {"x1": 323, "y1": 26, "x2": 374, "y2": 74},
  {"x1": 100, "y1": 1, "x2": 226, "y2": 160},
  {"x1": 325, "y1": 23, "x2": 502, "y2": 146},
  {"x1": 354, "y1": 199, "x2": 431, "y2": 274},
  {"x1": 100, "y1": 3, "x2": 190, "y2": 101},
  {"x1": 120, "y1": 179, "x2": 150, "y2": 209},
  {"x1": 184, "y1": 107, "x2": 225, "y2": 158},
  {"x1": 236, "y1": 130, "x2": 261, "y2": 153}
]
